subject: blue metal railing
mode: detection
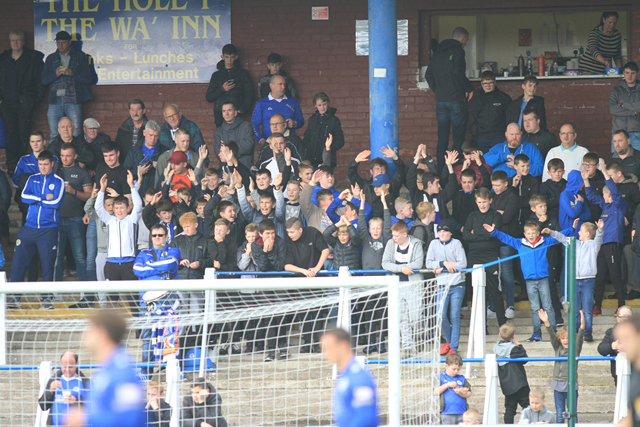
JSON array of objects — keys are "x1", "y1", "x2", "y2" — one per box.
[{"x1": 0, "y1": 356, "x2": 616, "y2": 370}]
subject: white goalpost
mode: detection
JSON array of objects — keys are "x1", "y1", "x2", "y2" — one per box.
[{"x1": 0, "y1": 270, "x2": 444, "y2": 427}]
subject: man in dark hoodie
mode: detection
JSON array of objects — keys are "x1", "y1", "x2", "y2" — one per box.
[
  {"x1": 181, "y1": 377, "x2": 227, "y2": 427},
  {"x1": 206, "y1": 44, "x2": 254, "y2": 128},
  {"x1": 213, "y1": 102, "x2": 255, "y2": 169},
  {"x1": 490, "y1": 170, "x2": 521, "y2": 317},
  {"x1": 114, "y1": 99, "x2": 148, "y2": 163},
  {"x1": 257, "y1": 53, "x2": 298, "y2": 100},
  {"x1": 493, "y1": 323, "x2": 530, "y2": 424},
  {"x1": 425, "y1": 27, "x2": 473, "y2": 173},
  {"x1": 580, "y1": 153, "x2": 606, "y2": 221},
  {"x1": 0, "y1": 29, "x2": 45, "y2": 174},
  {"x1": 302, "y1": 92, "x2": 345, "y2": 168},
  {"x1": 506, "y1": 75, "x2": 547, "y2": 130},
  {"x1": 469, "y1": 71, "x2": 512, "y2": 154},
  {"x1": 522, "y1": 107, "x2": 558, "y2": 161},
  {"x1": 38, "y1": 351, "x2": 89, "y2": 427},
  {"x1": 540, "y1": 158, "x2": 568, "y2": 220},
  {"x1": 251, "y1": 219, "x2": 290, "y2": 361},
  {"x1": 463, "y1": 187, "x2": 505, "y2": 325}
]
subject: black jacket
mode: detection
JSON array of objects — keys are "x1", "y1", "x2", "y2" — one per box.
[
  {"x1": 510, "y1": 174, "x2": 540, "y2": 226},
  {"x1": 252, "y1": 236, "x2": 287, "y2": 271},
  {"x1": 348, "y1": 157, "x2": 405, "y2": 218},
  {"x1": 583, "y1": 170, "x2": 606, "y2": 221},
  {"x1": 463, "y1": 209, "x2": 503, "y2": 261},
  {"x1": 0, "y1": 47, "x2": 45, "y2": 112},
  {"x1": 323, "y1": 224, "x2": 362, "y2": 270},
  {"x1": 424, "y1": 39, "x2": 473, "y2": 103},
  {"x1": 258, "y1": 70, "x2": 297, "y2": 100},
  {"x1": 170, "y1": 231, "x2": 211, "y2": 279},
  {"x1": 180, "y1": 383, "x2": 227, "y2": 427},
  {"x1": 440, "y1": 169, "x2": 490, "y2": 234},
  {"x1": 493, "y1": 340, "x2": 529, "y2": 396},
  {"x1": 539, "y1": 178, "x2": 567, "y2": 219},
  {"x1": 598, "y1": 326, "x2": 618, "y2": 380},
  {"x1": 208, "y1": 235, "x2": 237, "y2": 271},
  {"x1": 147, "y1": 398, "x2": 172, "y2": 427},
  {"x1": 616, "y1": 174, "x2": 640, "y2": 244},
  {"x1": 491, "y1": 188, "x2": 521, "y2": 237},
  {"x1": 506, "y1": 95, "x2": 547, "y2": 130},
  {"x1": 409, "y1": 218, "x2": 435, "y2": 254},
  {"x1": 38, "y1": 369, "x2": 90, "y2": 426},
  {"x1": 203, "y1": 194, "x2": 247, "y2": 247},
  {"x1": 606, "y1": 147, "x2": 640, "y2": 180},
  {"x1": 49, "y1": 135, "x2": 94, "y2": 167},
  {"x1": 115, "y1": 115, "x2": 148, "y2": 164},
  {"x1": 123, "y1": 140, "x2": 167, "y2": 196},
  {"x1": 84, "y1": 132, "x2": 111, "y2": 172},
  {"x1": 525, "y1": 129, "x2": 558, "y2": 161},
  {"x1": 206, "y1": 60, "x2": 254, "y2": 115},
  {"x1": 143, "y1": 203, "x2": 182, "y2": 240},
  {"x1": 469, "y1": 88, "x2": 512, "y2": 140},
  {"x1": 303, "y1": 107, "x2": 345, "y2": 168}
]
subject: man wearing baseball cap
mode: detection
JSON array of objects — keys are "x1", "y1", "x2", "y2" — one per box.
[
  {"x1": 41, "y1": 30, "x2": 92, "y2": 141},
  {"x1": 82, "y1": 118, "x2": 112, "y2": 172}
]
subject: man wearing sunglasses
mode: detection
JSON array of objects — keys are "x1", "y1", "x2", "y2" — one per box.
[{"x1": 134, "y1": 223, "x2": 180, "y2": 282}]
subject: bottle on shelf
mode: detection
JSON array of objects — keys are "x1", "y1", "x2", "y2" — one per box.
[
  {"x1": 538, "y1": 54, "x2": 545, "y2": 76},
  {"x1": 518, "y1": 55, "x2": 525, "y2": 76},
  {"x1": 508, "y1": 63, "x2": 514, "y2": 77}
]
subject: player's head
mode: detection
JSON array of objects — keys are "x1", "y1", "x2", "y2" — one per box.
[
  {"x1": 320, "y1": 328, "x2": 353, "y2": 367},
  {"x1": 84, "y1": 311, "x2": 127, "y2": 361}
]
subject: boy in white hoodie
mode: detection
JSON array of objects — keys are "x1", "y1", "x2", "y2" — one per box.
[
  {"x1": 425, "y1": 219, "x2": 468, "y2": 356},
  {"x1": 544, "y1": 218, "x2": 604, "y2": 342},
  {"x1": 381, "y1": 220, "x2": 424, "y2": 357}
]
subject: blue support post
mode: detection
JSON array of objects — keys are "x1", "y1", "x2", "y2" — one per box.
[{"x1": 369, "y1": 0, "x2": 398, "y2": 175}]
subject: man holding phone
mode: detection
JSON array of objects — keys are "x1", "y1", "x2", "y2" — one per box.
[
  {"x1": 123, "y1": 120, "x2": 166, "y2": 195},
  {"x1": 206, "y1": 43, "x2": 254, "y2": 128}
]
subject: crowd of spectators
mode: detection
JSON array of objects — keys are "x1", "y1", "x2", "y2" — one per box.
[{"x1": 1, "y1": 22, "x2": 640, "y2": 424}]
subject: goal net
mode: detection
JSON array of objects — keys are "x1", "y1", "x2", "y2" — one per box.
[{"x1": 0, "y1": 271, "x2": 444, "y2": 427}]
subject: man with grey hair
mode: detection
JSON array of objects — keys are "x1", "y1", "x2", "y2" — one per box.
[
  {"x1": 123, "y1": 119, "x2": 167, "y2": 195},
  {"x1": 158, "y1": 103, "x2": 205, "y2": 152},
  {"x1": 425, "y1": 26, "x2": 473, "y2": 173},
  {"x1": 83, "y1": 118, "x2": 112, "y2": 172},
  {"x1": 0, "y1": 29, "x2": 45, "y2": 174},
  {"x1": 49, "y1": 116, "x2": 94, "y2": 167}
]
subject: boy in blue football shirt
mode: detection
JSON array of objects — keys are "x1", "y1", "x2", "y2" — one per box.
[{"x1": 433, "y1": 352, "x2": 472, "y2": 425}]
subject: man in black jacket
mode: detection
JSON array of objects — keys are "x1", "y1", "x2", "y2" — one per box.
[
  {"x1": 181, "y1": 378, "x2": 227, "y2": 427},
  {"x1": 0, "y1": 29, "x2": 45, "y2": 173},
  {"x1": 146, "y1": 381, "x2": 172, "y2": 427},
  {"x1": 469, "y1": 71, "x2": 512, "y2": 154},
  {"x1": 506, "y1": 75, "x2": 547, "y2": 130},
  {"x1": 115, "y1": 99, "x2": 148, "y2": 164},
  {"x1": 522, "y1": 107, "x2": 557, "y2": 161},
  {"x1": 303, "y1": 92, "x2": 345, "y2": 167},
  {"x1": 425, "y1": 27, "x2": 473, "y2": 172},
  {"x1": 123, "y1": 120, "x2": 166, "y2": 196},
  {"x1": 49, "y1": 117, "x2": 94, "y2": 167},
  {"x1": 598, "y1": 305, "x2": 632, "y2": 384},
  {"x1": 206, "y1": 44, "x2": 254, "y2": 128},
  {"x1": 82, "y1": 118, "x2": 111, "y2": 172}
]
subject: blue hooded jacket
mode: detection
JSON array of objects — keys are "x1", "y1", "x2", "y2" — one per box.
[
  {"x1": 559, "y1": 170, "x2": 591, "y2": 233},
  {"x1": 585, "y1": 178, "x2": 628, "y2": 244},
  {"x1": 490, "y1": 228, "x2": 569, "y2": 280},
  {"x1": 484, "y1": 140, "x2": 544, "y2": 177}
]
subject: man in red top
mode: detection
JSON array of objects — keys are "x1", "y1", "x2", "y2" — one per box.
[{"x1": 162, "y1": 151, "x2": 199, "y2": 203}]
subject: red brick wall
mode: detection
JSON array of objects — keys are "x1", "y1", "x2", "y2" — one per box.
[{"x1": 1, "y1": 0, "x2": 637, "y2": 187}]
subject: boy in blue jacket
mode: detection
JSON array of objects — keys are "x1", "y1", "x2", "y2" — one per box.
[
  {"x1": 559, "y1": 170, "x2": 591, "y2": 233},
  {"x1": 484, "y1": 220, "x2": 565, "y2": 341},
  {"x1": 9, "y1": 151, "x2": 65, "y2": 309},
  {"x1": 583, "y1": 160, "x2": 628, "y2": 313}
]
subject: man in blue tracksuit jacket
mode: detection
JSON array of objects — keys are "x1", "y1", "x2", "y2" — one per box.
[
  {"x1": 251, "y1": 75, "x2": 304, "y2": 143},
  {"x1": 67, "y1": 311, "x2": 145, "y2": 427},
  {"x1": 484, "y1": 123, "x2": 544, "y2": 178},
  {"x1": 9, "y1": 150, "x2": 64, "y2": 309}
]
